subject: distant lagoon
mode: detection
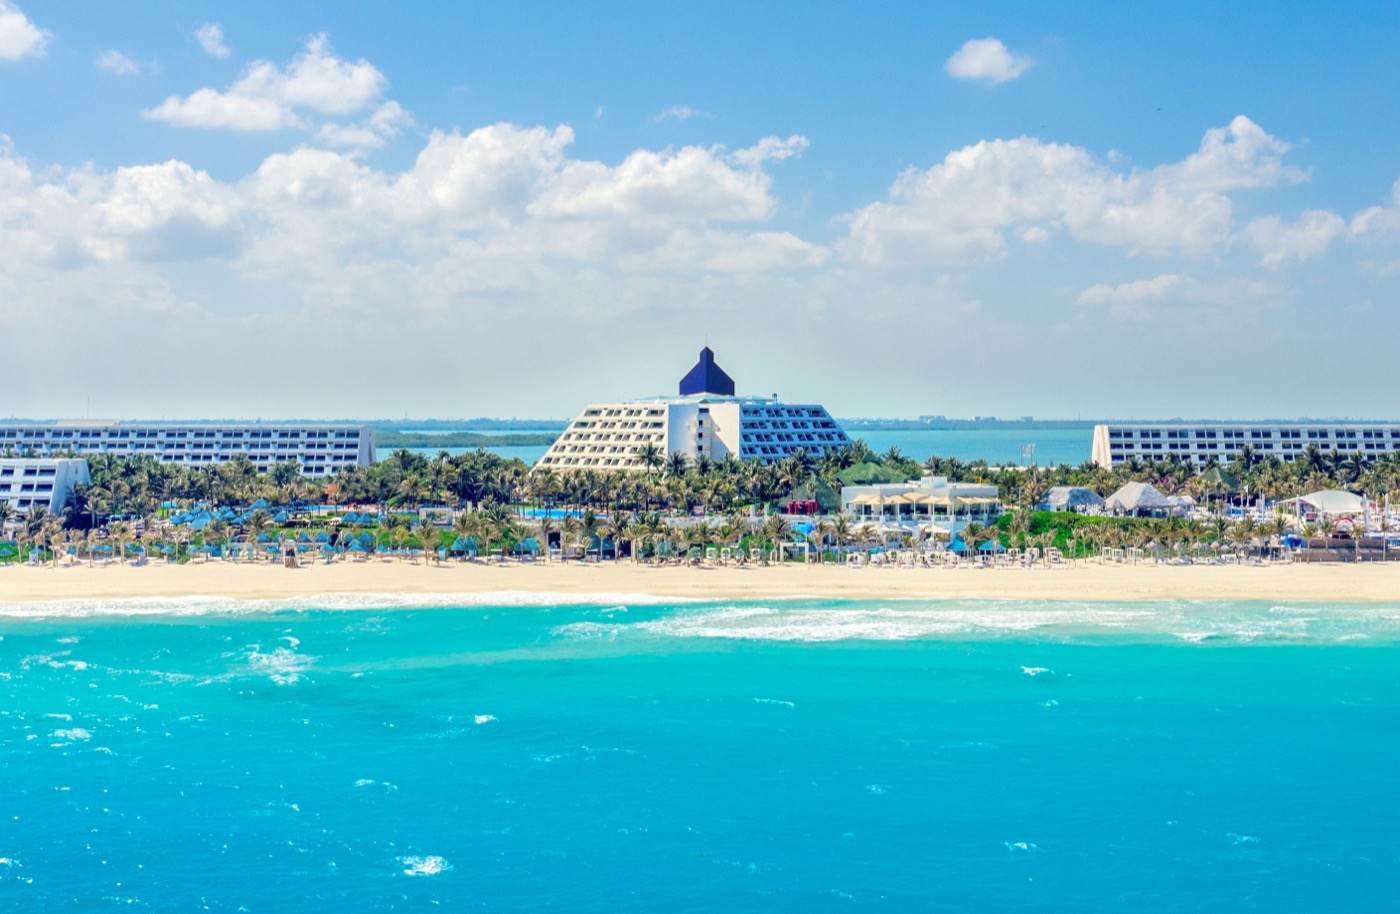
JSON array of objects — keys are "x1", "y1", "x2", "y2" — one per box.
[{"x1": 377, "y1": 426, "x2": 1093, "y2": 467}]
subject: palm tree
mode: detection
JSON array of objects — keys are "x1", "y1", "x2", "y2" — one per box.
[
  {"x1": 576, "y1": 509, "x2": 602, "y2": 562},
  {"x1": 451, "y1": 511, "x2": 477, "y2": 560},
  {"x1": 534, "y1": 514, "x2": 557, "y2": 562},
  {"x1": 762, "y1": 514, "x2": 792, "y2": 563},
  {"x1": 601, "y1": 512, "x2": 634, "y2": 562},
  {"x1": 109, "y1": 520, "x2": 132, "y2": 565},
  {"x1": 414, "y1": 518, "x2": 439, "y2": 566},
  {"x1": 45, "y1": 519, "x2": 66, "y2": 569}
]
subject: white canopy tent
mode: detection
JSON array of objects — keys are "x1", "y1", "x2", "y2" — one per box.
[{"x1": 1299, "y1": 490, "x2": 1366, "y2": 516}]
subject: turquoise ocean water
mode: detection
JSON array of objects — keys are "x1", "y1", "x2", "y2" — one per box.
[
  {"x1": 379, "y1": 426, "x2": 1093, "y2": 467},
  {"x1": 4, "y1": 596, "x2": 1398, "y2": 910}
]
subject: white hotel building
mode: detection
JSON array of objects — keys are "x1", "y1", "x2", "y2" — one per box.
[
  {"x1": 0, "y1": 458, "x2": 91, "y2": 514},
  {"x1": 538, "y1": 348, "x2": 852, "y2": 471},
  {"x1": 1091, "y1": 422, "x2": 1400, "y2": 469},
  {"x1": 0, "y1": 421, "x2": 375, "y2": 476}
]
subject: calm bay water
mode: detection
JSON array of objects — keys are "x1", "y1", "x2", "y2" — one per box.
[
  {"x1": 380, "y1": 426, "x2": 1092, "y2": 467},
  {"x1": 3, "y1": 597, "x2": 1397, "y2": 910}
]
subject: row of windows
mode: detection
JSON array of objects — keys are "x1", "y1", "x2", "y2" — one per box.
[
  {"x1": 0, "y1": 428, "x2": 364, "y2": 440},
  {"x1": 1109, "y1": 427, "x2": 1400, "y2": 441}
]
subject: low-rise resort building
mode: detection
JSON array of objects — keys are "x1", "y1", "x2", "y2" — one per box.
[
  {"x1": 0, "y1": 458, "x2": 90, "y2": 514},
  {"x1": 0, "y1": 421, "x2": 375, "y2": 476},
  {"x1": 839, "y1": 475, "x2": 1001, "y2": 536},
  {"x1": 1091, "y1": 422, "x2": 1400, "y2": 469},
  {"x1": 538, "y1": 348, "x2": 852, "y2": 471}
]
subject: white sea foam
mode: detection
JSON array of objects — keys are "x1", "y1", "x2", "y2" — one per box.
[
  {"x1": 1004, "y1": 842, "x2": 1039, "y2": 852},
  {"x1": 753, "y1": 698, "x2": 795, "y2": 707},
  {"x1": 1021, "y1": 666, "x2": 1052, "y2": 677},
  {"x1": 52, "y1": 728, "x2": 91, "y2": 741},
  {"x1": 399, "y1": 855, "x2": 451, "y2": 876},
  {"x1": 474, "y1": 714, "x2": 496, "y2": 725},
  {"x1": 246, "y1": 647, "x2": 314, "y2": 685},
  {"x1": 551, "y1": 598, "x2": 1400, "y2": 644},
  {"x1": 565, "y1": 603, "x2": 1159, "y2": 643}
]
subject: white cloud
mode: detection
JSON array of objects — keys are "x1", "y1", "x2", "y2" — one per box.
[
  {"x1": 1078, "y1": 274, "x2": 1181, "y2": 305},
  {"x1": 0, "y1": 1, "x2": 47, "y2": 61},
  {"x1": 945, "y1": 38, "x2": 1031, "y2": 85},
  {"x1": 0, "y1": 123, "x2": 812, "y2": 280},
  {"x1": 1240, "y1": 210, "x2": 1345, "y2": 266},
  {"x1": 96, "y1": 50, "x2": 145, "y2": 76},
  {"x1": 842, "y1": 116, "x2": 1308, "y2": 264},
  {"x1": 144, "y1": 34, "x2": 384, "y2": 131},
  {"x1": 317, "y1": 101, "x2": 412, "y2": 152},
  {"x1": 729, "y1": 135, "x2": 808, "y2": 169},
  {"x1": 194, "y1": 23, "x2": 231, "y2": 60},
  {"x1": 655, "y1": 105, "x2": 705, "y2": 122},
  {"x1": 1349, "y1": 177, "x2": 1400, "y2": 239}
]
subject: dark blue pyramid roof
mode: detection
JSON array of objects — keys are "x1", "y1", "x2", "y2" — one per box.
[{"x1": 679, "y1": 347, "x2": 735, "y2": 396}]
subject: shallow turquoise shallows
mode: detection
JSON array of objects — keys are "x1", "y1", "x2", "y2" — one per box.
[{"x1": 3, "y1": 597, "x2": 1398, "y2": 911}]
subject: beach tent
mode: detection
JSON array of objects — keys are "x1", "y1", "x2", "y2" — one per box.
[
  {"x1": 1105, "y1": 482, "x2": 1180, "y2": 516},
  {"x1": 251, "y1": 499, "x2": 271, "y2": 509},
  {"x1": 1299, "y1": 490, "x2": 1365, "y2": 516},
  {"x1": 314, "y1": 531, "x2": 330, "y2": 543},
  {"x1": 977, "y1": 539, "x2": 1006, "y2": 553},
  {"x1": 1038, "y1": 486, "x2": 1105, "y2": 512}
]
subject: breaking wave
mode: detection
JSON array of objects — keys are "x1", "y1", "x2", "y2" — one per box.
[{"x1": 554, "y1": 600, "x2": 1400, "y2": 644}]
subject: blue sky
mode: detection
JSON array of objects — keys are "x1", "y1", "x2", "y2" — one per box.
[{"x1": 4, "y1": 1, "x2": 1400, "y2": 420}]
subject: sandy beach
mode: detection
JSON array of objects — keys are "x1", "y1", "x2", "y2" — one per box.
[{"x1": 2, "y1": 558, "x2": 1399, "y2": 605}]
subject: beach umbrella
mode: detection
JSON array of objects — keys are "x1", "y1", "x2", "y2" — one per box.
[{"x1": 315, "y1": 531, "x2": 330, "y2": 543}]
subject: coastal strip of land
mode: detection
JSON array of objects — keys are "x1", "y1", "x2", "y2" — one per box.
[{"x1": 3, "y1": 560, "x2": 1399, "y2": 605}]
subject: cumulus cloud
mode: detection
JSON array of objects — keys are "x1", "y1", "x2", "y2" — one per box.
[
  {"x1": 144, "y1": 34, "x2": 384, "y2": 131},
  {"x1": 0, "y1": 1, "x2": 47, "y2": 60},
  {"x1": 194, "y1": 23, "x2": 231, "y2": 59},
  {"x1": 0, "y1": 124, "x2": 814, "y2": 278},
  {"x1": 317, "y1": 101, "x2": 412, "y2": 152},
  {"x1": 1349, "y1": 177, "x2": 1400, "y2": 239},
  {"x1": 1240, "y1": 210, "x2": 1345, "y2": 266},
  {"x1": 96, "y1": 50, "x2": 146, "y2": 76},
  {"x1": 1078, "y1": 274, "x2": 1181, "y2": 305},
  {"x1": 842, "y1": 115, "x2": 1308, "y2": 264},
  {"x1": 945, "y1": 37, "x2": 1031, "y2": 85}
]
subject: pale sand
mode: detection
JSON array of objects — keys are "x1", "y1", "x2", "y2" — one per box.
[{"x1": 1, "y1": 558, "x2": 1398, "y2": 605}]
